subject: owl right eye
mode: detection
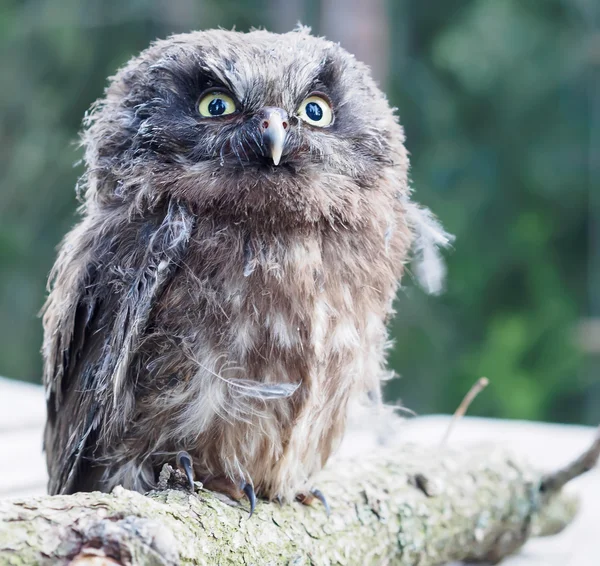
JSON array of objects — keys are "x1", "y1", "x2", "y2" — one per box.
[{"x1": 198, "y1": 92, "x2": 237, "y2": 117}]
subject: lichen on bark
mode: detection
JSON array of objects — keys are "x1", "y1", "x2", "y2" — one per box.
[{"x1": 1, "y1": 439, "x2": 592, "y2": 566}]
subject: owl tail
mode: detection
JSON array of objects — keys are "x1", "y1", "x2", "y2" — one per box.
[{"x1": 403, "y1": 199, "x2": 454, "y2": 295}]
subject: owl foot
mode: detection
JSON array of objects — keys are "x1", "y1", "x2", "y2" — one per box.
[
  {"x1": 296, "y1": 488, "x2": 331, "y2": 517},
  {"x1": 176, "y1": 451, "x2": 195, "y2": 492},
  {"x1": 204, "y1": 476, "x2": 256, "y2": 517}
]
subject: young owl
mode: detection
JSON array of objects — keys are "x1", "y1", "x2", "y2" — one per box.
[{"x1": 42, "y1": 27, "x2": 450, "y2": 513}]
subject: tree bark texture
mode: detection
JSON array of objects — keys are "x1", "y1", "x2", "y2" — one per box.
[{"x1": 0, "y1": 443, "x2": 582, "y2": 566}]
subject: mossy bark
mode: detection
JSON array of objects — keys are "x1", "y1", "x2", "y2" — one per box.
[{"x1": 0, "y1": 444, "x2": 579, "y2": 565}]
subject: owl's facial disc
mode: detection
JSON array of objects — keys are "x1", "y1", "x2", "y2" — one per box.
[
  {"x1": 84, "y1": 29, "x2": 408, "y2": 222},
  {"x1": 257, "y1": 107, "x2": 289, "y2": 166}
]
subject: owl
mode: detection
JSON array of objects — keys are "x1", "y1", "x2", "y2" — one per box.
[{"x1": 42, "y1": 27, "x2": 450, "y2": 514}]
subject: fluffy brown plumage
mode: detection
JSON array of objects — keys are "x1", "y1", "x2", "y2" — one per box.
[{"x1": 42, "y1": 27, "x2": 450, "y2": 503}]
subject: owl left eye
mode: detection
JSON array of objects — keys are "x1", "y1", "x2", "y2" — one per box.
[
  {"x1": 198, "y1": 92, "x2": 237, "y2": 117},
  {"x1": 297, "y1": 95, "x2": 333, "y2": 127}
]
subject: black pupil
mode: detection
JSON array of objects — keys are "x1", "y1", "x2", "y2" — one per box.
[
  {"x1": 305, "y1": 101, "x2": 323, "y2": 122},
  {"x1": 208, "y1": 97, "x2": 227, "y2": 116}
]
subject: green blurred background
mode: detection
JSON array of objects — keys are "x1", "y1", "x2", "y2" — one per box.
[{"x1": 1, "y1": 0, "x2": 598, "y2": 424}]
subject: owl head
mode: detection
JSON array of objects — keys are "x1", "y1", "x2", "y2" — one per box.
[{"x1": 81, "y1": 28, "x2": 410, "y2": 227}]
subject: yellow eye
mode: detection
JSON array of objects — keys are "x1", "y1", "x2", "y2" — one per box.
[
  {"x1": 198, "y1": 92, "x2": 237, "y2": 117},
  {"x1": 297, "y1": 95, "x2": 333, "y2": 127}
]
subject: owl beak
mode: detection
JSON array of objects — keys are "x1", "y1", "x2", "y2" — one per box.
[{"x1": 259, "y1": 107, "x2": 289, "y2": 166}]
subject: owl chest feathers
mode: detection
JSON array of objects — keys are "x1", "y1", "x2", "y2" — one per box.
[{"x1": 173, "y1": 221, "x2": 396, "y2": 399}]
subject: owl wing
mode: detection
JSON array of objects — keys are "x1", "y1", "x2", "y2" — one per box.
[{"x1": 43, "y1": 199, "x2": 194, "y2": 494}]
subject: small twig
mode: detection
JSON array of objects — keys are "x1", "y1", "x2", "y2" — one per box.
[
  {"x1": 540, "y1": 424, "x2": 600, "y2": 494},
  {"x1": 440, "y1": 377, "x2": 489, "y2": 446}
]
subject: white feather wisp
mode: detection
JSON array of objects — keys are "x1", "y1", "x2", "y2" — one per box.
[{"x1": 403, "y1": 199, "x2": 454, "y2": 295}]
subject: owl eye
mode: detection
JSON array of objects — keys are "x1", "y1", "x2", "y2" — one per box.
[
  {"x1": 297, "y1": 95, "x2": 333, "y2": 127},
  {"x1": 198, "y1": 91, "x2": 237, "y2": 117}
]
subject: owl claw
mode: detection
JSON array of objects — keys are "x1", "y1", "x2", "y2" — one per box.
[
  {"x1": 176, "y1": 451, "x2": 195, "y2": 492},
  {"x1": 296, "y1": 488, "x2": 330, "y2": 517},
  {"x1": 242, "y1": 482, "x2": 256, "y2": 517},
  {"x1": 311, "y1": 489, "x2": 330, "y2": 517}
]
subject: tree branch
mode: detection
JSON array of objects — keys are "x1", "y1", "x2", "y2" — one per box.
[
  {"x1": 1, "y1": 429, "x2": 597, "y2": 566},
  {"x1": 540, "y1": 425, "x2": 600, "y2": 494}
]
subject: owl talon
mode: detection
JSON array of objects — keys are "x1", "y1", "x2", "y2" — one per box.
[
  {"x1": 311, "y1": 488, "x2": 331, "y2": 517},
  {"x1": 176, "y1": 451, "x2": 195, "y2": 492},
  {"x1": 296, "y1": 488, "x2": 330, "y2": 517},
  {"x1": 242, "y1": 482, "x2": 256, "y2": 517}
]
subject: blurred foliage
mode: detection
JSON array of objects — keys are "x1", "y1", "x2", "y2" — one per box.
[{"x1": 0, "y1": 0, "x2": 597, "y2": 424}]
